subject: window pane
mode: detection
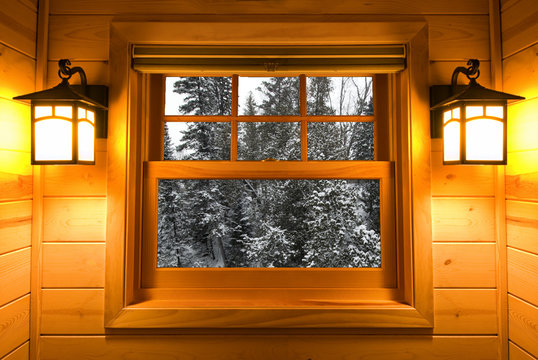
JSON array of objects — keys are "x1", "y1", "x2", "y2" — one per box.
[
  {"x1": 239, "y1": 77, "x2": 300, "y2": 115},
  {"x1": 157, "y1": 179, "x2": 380, "y2": 268},
  {"x1": 165, "y1": 77, "x2": 232, "y2": 116},
  {"x1": 308, "y1": 122, "x2": 374, "y2": 160},
  {"x1": 164, "y1": 122, "x2": 230, "y2": 160},
  {"x1": 307, "y1": 77, "x2": 373, "y2": 115},
  {"x1": 238, "y1": 122, "x2": 300, "y2": 160}
]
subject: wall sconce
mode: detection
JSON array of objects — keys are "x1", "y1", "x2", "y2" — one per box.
[
  {"x1": 14, "y1": 59, "x2": 108, "y2": 165},
  {"x1": 430, "y1": 59, "x2": 524, "y2": 165}
]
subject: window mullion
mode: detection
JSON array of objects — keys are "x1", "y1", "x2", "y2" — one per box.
[
  {"x1": 300, "y1": 74, "x2": 307, "y2": 161},
  {"x1": 231, "y1": 74, "x2": 239, "y2": 161}
]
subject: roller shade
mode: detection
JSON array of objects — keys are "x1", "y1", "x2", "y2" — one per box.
[{"x1": 132, "y1": 45, "x2": 406, "y2": 74}]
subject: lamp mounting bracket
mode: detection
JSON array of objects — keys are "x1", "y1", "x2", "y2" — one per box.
[
  {"x1": 451, "y1": 59, "x2": 480, "y2": 92},
  {"x1": 58, "y1": 59, "x2": 88, "y2": 93}
]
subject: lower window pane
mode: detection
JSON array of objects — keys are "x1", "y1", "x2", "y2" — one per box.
[
  {"x1": 308, "y1": 122, "x2": 374, "y2": 160},
  {"x1": 157, "y1": 179, "x2": 380, "y2": 268},
  {"x1": 238, "y1": 122, "x2": 300, "y2": 160}
]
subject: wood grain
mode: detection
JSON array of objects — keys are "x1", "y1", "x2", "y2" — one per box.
[
  {"x1": 506, "y1": 150, "x2": 538, "y2": 201},
  {"x1": 507, "y1": 200, "x2": 538, "y2": 254},
  {"x1": 46, "y1": 60, "x2": 109, "y2": 88},
  {"x1": 508, "y1": 295, "x2": 538, "y2": 357},
  {"x1": 43, "y1": 198, "x2": 106, "y2": 242},
  {"x1": 40, "y1": 335, "x2": 498, "y2": 360},
  {"x1": 0, "y1": 43, "x2": 35, "y2": 100},
  {"x1": 501, "y1": 0, "x2": 538, "y2": 58},
  {"x1": 508, "y1": 248, "x2": 538, "y2": 306},
  {"x1": 1, "y1": 341, "x2": 29, "y2": 360},
  {"x1": 429, "y1": 60, "x2": 492, "y2": 87},
  {"x1": 0, "y1": 295, "x2": 29, "y2": 359},
  {"x1": 507, "y1": 98, "x2": 538, "y2": 153},
  {"x1": 42, "y1": 243, "x2": 105, "y2": 288},
  {"x1": 0, "y1": 201, "x2": 31, "y2": 255},
  {"x1": 433, "y1": 243, "x2": 496, "y2": 287},
  {"x1": 0, "y1": 248, "x2": 30, "y2": 307},
  {"x1": 48, "y1": 15, "x2": 112, "y2": 61},
  {"x1": 431, "y1": 198, "x2": 495, "y2": 242},
  {"x1": 502, "y1": 43, "x2": 538, "y2": 99},
  {"x1": 0, "y1": 99, "x2": 31, "y2": 152},
  {"x1": 509, "y1": 341, "x2": 538, "y2": 360},
  {"x1": 426, "y1": 15, "x2": 490, "y2": 61},
  {"x1": 41, "y1": 289, "x2": 104, "y2": 334},
  {"x1": 0, "y1": 151, "x2": 32, "y2": 202},
  {"x1": 0, "y1": 1, "x2": 37, "y2": 58},
  {"x1": 433, "y1": 289, "x2": 497, "y2": 334},
  {"x1": 431, "y1": 147, "x2": 495, "y2": 197},
  {"x1": 49, "y1": 0, "x2": 489, "y2": 15},
  {"x1": 44, "y1": 151, "x2": 107, "y2": 196}
]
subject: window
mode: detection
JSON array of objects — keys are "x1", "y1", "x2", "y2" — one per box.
[
  {"x1": 141, "y1": 74, "x2": 397, "y2": 299},
  {"x1": 106, "y1": 23, "x2": 432, "y2": 329}
]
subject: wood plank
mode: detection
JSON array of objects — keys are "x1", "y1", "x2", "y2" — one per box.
[
  {"x1": 41, "y1": 289, "x2": 104, "y2": 334},
  {"x1": 44, "y1": 151, "x2": 107, "y2": 196},
  {"x1": 508, "y1": 248, "x2": 538, "y2": 306},
  {"x1": 0, "y1": 1, "x2": 37, "y2": 58},
  {"x1": 1, "y1": 342, "x2": 29, "y2": 360},
  {"x1": 507, "y1": 200, "x2": 538, "y2": 254},
  {"x1": 0, "y1": 296, "x2": 29, "y2": 359},
  {"x1": 0, "y1": 151, "x2": 32, "y2": 202},
  {"x1": 433, "y1": 243, "x2": 496, "y2": 287},
  {"x1": 509, "y1": 295, "x2": 538, "y2": 357},
  {"x1": 46, "y1": 60, "x2": 108, "y2": 88},
  {"x1": 0, "y1": 43, "x2": 35, "y2": 99},
  {"x1": 506, "y1": 150, "x2": 538, "y2": 201},
  {"x1": 43, "y1": 198, "x2": 106, "y2": 242},
  {"x1": 503, "y1": 43, "x2": 538, "y2": 100},
  {"x1": 427, "y1": 15, "x2": 490, "y2": 61},
  {"x1": 0, "y1": 248, "x2": 30, "y2": 307},
  {"x1": 0, "y1": 201, "x2": 31, "y2": 255},
  {"x1": 431, "y1": 198, "x2": 495, "y2": 242},
  {"x1": 433, "y1": 289, "x2": 497, "y2": 334},
  {"x1": 501, "y1": 0, "x2": 538, "y2": 58},
  {"x1": 41, "y1": 335, "x2": 498, "y2": 360},
  {"x1": 0, "y1": 99, "x2": 31, "y2": 152},
  {"x1": 509, "y1": 341, "x2": 538, "y2": 360},
  {"x1": 42, "y1": 243, "x2": 105, "y2": 287},
  {"x1": 48, "y1": 15, "x2": 111, "y2": 61},
  {"x1": 49, "y1": 0, "x2": 489, "y2": 15},
  {"x1": 431, "y1": 147, "x2": 495, "y2": 196},
  {"x1": 507, "y1": 98, "x2": 538, "y2": 153},
  {"x1": 429, "y1": 60, "x2": 491, "y2": 87}
]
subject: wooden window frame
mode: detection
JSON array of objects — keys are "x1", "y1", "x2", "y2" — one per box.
[{"x1": 106, "y1": 20, "x2": 433, "y2": 329}]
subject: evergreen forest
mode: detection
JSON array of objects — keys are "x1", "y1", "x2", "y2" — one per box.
[{"x1": 157, "y1": 76, "x2": 381, "y2": 268}]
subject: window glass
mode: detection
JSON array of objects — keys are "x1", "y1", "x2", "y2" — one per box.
[
  {"x1": 306, "y1": 77, "x2": 373, "y2": 115},
  {"x1": 165, "y1": 77, "x2": 232, "y2": 116},
  {"x1": 164, "y1": 122, "x2": 230, "y2": 160},
  {"x1": 308, "y1": 122, "x2": 374, "y2": 160},
  {"x1": 157, "y1": 179, "x2": 380, "y2": 268},
  {"x1": 238, "y1": 122, "x2": 300, "y2": 160},
  {"x1": 239, "y1": 77, "x2": 300, "y2": 115}
]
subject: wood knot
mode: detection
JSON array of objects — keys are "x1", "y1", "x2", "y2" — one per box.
[
  {"x1": 446, "y1": 174, "x2": 455, "y2": 180},
  {"x1": 444, "y1": 259, "x2": 452, "y2": 265}
]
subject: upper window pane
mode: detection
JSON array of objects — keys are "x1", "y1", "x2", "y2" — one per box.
[
  {"x1": 165, "y1": 77, "x2": 232, "y2": 116},
  {"x1": 308, "y1": 122, "x2": 374, "y2": 160},
  {"x1": 239, "y1": 77, "x2": 300, "y2": 116},
  {"x1": 164, "y1": 122, "x2": 230, "y2": 160},
  {"x1": 306, "y1": 77, "x2": 373, "y2": 116}
]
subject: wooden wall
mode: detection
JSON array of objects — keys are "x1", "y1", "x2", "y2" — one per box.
[
  {"x1": 501, "y1": 0, "x2": 538, "y2": 358},
  {"x1": 36, "y1": 0, "x2": 503, "y2": 358},
  {"x1": 0, "y1": 1, "x2": 37, "y2": 359}
]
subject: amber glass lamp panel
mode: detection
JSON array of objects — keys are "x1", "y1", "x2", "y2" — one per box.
[
  {"x1": 464, "y1": 105, "x2": 505, "y2": 163},
  {"x1": 33, "y1": 104, "x2": 74, "y2": 162},
  {"x1": 442, "y1": 106, "x2": 461, "y2": 163},
  {"x1": 77, "y1": 107, "x2": 96, "y2": 163}
]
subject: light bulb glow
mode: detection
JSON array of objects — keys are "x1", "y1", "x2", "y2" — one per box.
[
  {"x1": 444, "y1": 121, "x2": 461, "y2": 161},
  {"x1": 34, "y1": 119, "x2": 72, "y2": 161},
  {"x1": 466, "y1": 119, "x2": 504, "y2": 161},
  {"x1": 55, "y1": 106, "x2": 73, "y2": 119},
  {"x1": 78, "y1": 121, "x2": 94, "y2": 162},
  {"x1": 35, "y1": 106, "x2": 53, "y2": 119}
]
